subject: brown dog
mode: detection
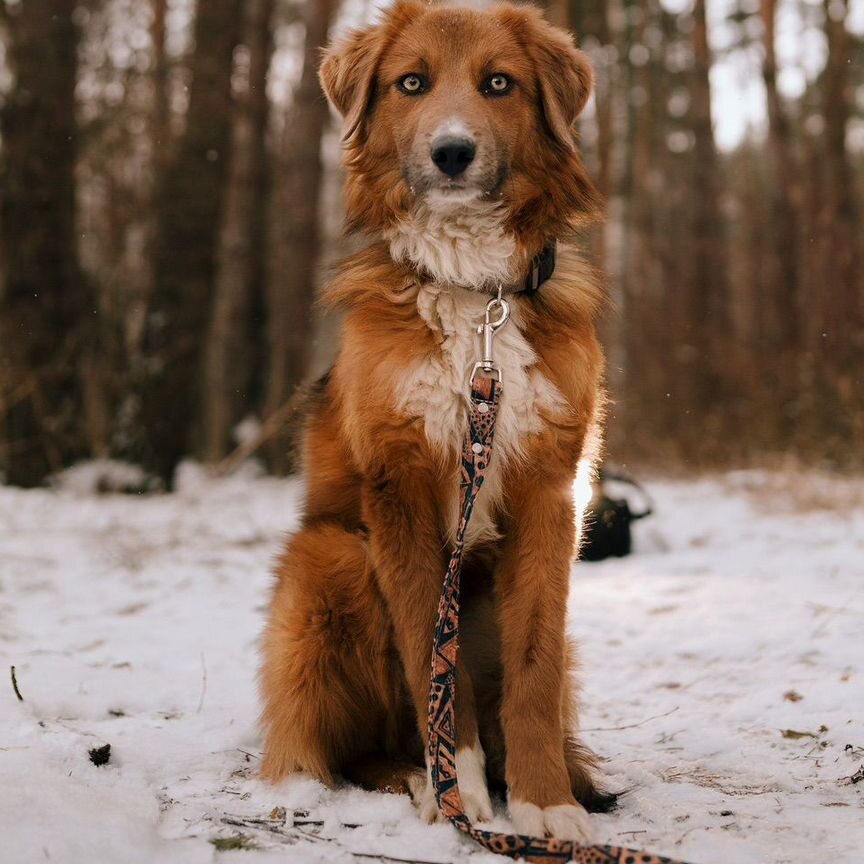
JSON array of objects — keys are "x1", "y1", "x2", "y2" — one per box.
[{"x1": 259, "y1": 0, "x2": 611, "y2": 842}]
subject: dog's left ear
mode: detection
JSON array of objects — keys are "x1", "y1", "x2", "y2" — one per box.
[
  {"x1": 319, "y1": 26, "x2": 385, "y2": 144},
  {"x1": 501, "y1": 7, "x2": 594, "y2": 151},
  {"x1": 319, "y1": 1, "x2": 424, "y2": 145}
]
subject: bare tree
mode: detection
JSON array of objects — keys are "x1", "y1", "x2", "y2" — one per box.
[
  {"x1": 820, "y1": 0, "x2": 860, "y2": 363},
  {"x1": 264, "y1": 0, "x2": 338, "y2": 473},
  {"x1": 759, "y1": 0, "x2": 802, "y2": 353},
  {"x1": 127, "y1": 0, "x2": 169, "y2": 358},
  {"x1": 140, "y1": 0, "x2": 243, "y2": 480},
  {"x1": 202, "y1": 0, "x2": 276, "y2": 462},
  {"x1": 684, "y1": 0, "x2": 731, "y2": 433},
  {"x1": 620, "y1": 0, "x2": 662, "y2": 431},
  {"x1": 0, "y1": 0, "x2": 88, "y2": 486},
  {"x1": 570, "y1": 0, "x2": 614, "y2": 201}
]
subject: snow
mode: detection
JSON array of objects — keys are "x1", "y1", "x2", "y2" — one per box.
[{"x1": 1, "y1": 466, "x2": 862, "y2": 864}]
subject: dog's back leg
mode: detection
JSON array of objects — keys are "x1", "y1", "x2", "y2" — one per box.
[
  {"x1": 260, "y1": 523, "x2": 402, "y2": 784},
  {"x1": 343, "y1": 756, "x2": 425, "y2": 795}
]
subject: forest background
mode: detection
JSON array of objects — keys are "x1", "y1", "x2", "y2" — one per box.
[{"x1": 1, "y1": 0, "x2": 862, "y2": 487}]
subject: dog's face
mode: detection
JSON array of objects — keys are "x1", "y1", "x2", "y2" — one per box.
[{"x1": 320, "y1": 1, "x2": 599, "y2": 246}]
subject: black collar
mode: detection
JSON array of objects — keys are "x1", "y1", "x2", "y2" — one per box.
[
  {"x1": 406, "y1": 239, "x2": 557, "y2": 294},
  {"x1": 518, "y1": 240, "x2": 557, "y2": 295}
]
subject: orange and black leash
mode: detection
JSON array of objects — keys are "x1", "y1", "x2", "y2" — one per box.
[{"x1": 426, "y1": 304, "x2": 694, "y2": 864}]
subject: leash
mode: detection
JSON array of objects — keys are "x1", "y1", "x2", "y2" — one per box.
[{"x1": 425, "y1": 292, "x2": 694, "y2": 864}]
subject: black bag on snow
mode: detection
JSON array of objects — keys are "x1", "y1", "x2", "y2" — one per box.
[{"x1": 580, "y1": 470, "x2": 654, "y2": 562}]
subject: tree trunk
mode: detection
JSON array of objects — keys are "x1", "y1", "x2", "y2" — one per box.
[
  {"x1": 759, "y1": 0, "x2": 802, "y2": 353},
  {"x1": 113, "y1": 0, "x2": 171, "y2": 466},
  {"x1": 818, "y1": 0, "x2": 862, "y2": 454},
  {"x1": 202, "y1": 0, "x2": 275, "y2": 462},
  {"x1": 264, "y1": 0, "x2": 337, "y2": 473},
  {"x1": 685, "y1": 0, "x2": 730, "y2": 446},
  {"x1": 140, "y1": 0, "x2": 243, "y2": 481},
  {"x1": 752, "y1": 0, "x2": 806, "y2": 447},
  {"x1": 567, "y1": 0, "x2": 614, "y2": 224},
  {"x1": 820, "y1": 0, "x2": 860, "y2": 359},
  {"x1": 0, "y1": 0, "x2": 86, "y2": 486},
  {"x1": 126, "y1": 0, "x2": 169, "y2": 359}
]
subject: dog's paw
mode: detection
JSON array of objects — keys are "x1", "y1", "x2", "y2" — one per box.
[
  {"x1": 455, "y1": 744, "x2": 494, "y2": 822},
  {"x1": 509, "y1": 801, "x2": 592, "y2": 843},
  {"x1": 408, "y1": 766, "x2": 441, "y2": 823},
  {"x1": 409, "y1": 744, "x2": 494, "y2": 824}
]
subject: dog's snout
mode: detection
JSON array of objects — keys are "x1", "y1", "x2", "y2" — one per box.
[{"x1": 430, "y1": 136, "x2": 476, "y2": 178}]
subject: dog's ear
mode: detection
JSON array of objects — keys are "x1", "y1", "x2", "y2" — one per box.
[
  {"x1": 319, "y1": 1, "x2": 423, "y2": 145},
  {"x1": 499, "y1": 6, "x2": 594, "y2": 151},
  {"x1": 319, "y1": 26, "x2": 383, "y2": 144},
  {"x1": 536, "y1": 37, "x2": 593, "y2": 151}
]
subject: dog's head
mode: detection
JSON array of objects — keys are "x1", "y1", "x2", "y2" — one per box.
[{"x1": 320, "y1": 1, "x2": 600, "y2": 260}]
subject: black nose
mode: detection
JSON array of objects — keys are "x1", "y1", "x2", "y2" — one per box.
[{"x1": 430, "y1": 136, "x2": 476, "y2": 178}]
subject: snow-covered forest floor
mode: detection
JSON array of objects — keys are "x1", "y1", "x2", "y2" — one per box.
[{"x1": 1, "y1": 465, "x2": 862, "y2": 864}]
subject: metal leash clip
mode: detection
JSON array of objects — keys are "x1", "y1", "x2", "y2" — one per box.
[{"x1": 471, "y1": 285, "x2": 511, "y2": 383}]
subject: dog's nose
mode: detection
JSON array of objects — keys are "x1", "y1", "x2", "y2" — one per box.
[{"x1": 430, "y1": 136, "x2": 476, "y2": 178}]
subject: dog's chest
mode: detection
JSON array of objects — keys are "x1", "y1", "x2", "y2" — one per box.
[{"x1": 394, "y1": 285, "x2": 564, "y2": 544}]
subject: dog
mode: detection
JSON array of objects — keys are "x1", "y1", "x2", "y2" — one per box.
[{"x1": 259, "y1": 0, "x2": 612, "y2": 843}]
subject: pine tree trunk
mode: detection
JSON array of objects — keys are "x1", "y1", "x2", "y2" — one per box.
[
  {"x1": 113, "y1": 0, "x2": 172, "y2": 467},
  {"x1": 685, "y1": 0, "x2": 730, "y2": 447},
  {"x1": 140, "y1": 0, "x2": 243, "y2": 481},
  {"x1": 752, "y1": 0, "x2": 806, "y2": 447},
  {"x1": 567, "y1": 0, "x2": 614, "y2": 217},
  {"x1": 820, "y1": 0, "x2": 860, "y2": 359},
  {"x1": 264, "y1": 0, "x2": 337, "y2": 473},
  {"x1": 760, "y1": 0, "x2": 802, "y2": 353},
  {"x1": 129, "y1": 0, "x2": 169, "y2": 359},
  {"x1": 819, "y1": 0, "x2": 862, "y2": 454},
  {"x1": 0, "y1": 0, "x2": 87, "y2": 486},
  {"x1": 202, "y1": 0, "x2": 275, "y2": 463}
]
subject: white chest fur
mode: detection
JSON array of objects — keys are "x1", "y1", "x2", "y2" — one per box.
[
  {"x1": 386, "y1": 200, "x2": 517, "y2": 289},
  {"x1": 394, "y1": 284, "x2": 564, "y2": 545}
]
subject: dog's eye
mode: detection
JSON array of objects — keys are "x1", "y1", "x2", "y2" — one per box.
[
  {"x1": 398, "y1": 74, "x2": 427, "y2": 95},
  {"x1": 484, "y1": 74, "x2": 512, "y2": 96}
]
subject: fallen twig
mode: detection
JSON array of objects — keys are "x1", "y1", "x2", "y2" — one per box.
[
  {"x1": 583, "y1": 706, "x2": 679, "y2": 732},
  {"x1": 221, "y1": 815, "x2": 446, "y2": 863},
  {"x1": 349, "y1": 852, "x2": 453, "y2": 864},
  {"x1": 10, "y1": 665, "x2": 24, "y2": 701},
  {"x1": 223, "y1": 816, "x2": 287, "y2": 832},
  {"x1": 223, "y1": 813, "x2": 360, "y2": 831}
]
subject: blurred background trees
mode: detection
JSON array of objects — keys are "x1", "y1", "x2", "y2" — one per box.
[{"x1": 0, "y1": 0, "x2": 862, "y2": 487}]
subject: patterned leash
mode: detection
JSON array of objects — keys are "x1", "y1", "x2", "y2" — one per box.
[{"x1": 425, "y1": 296, "x2": 694, "y2": 864}]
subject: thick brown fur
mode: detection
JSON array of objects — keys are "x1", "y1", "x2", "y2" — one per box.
[{"x1": 260, "y1": 0, "x2": 616, "y2": 836}]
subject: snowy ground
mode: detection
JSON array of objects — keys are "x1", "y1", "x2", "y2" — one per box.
[{"x1": 1, "y1": 464, "x2": 862, "y2": 864}]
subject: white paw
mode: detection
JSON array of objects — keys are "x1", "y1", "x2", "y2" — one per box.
[
  {"x1": 455, "y1": 743, "x2": 494, "y2": 822},
  {"x1": 409, "y1": 772, "x2": 440, "y2": 822},
  {"x1": 509, "y1": 801, "x2": 593, "y2": 843},
  {"x1": 409, "y1": 744, "x2": 494, "y2": 824}
]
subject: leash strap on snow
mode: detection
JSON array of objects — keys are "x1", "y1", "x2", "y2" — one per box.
[{"x1": 426, "y1": 373, "x2": 693, "y2": 864}]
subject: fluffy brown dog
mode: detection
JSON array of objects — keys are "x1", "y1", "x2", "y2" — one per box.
[{"x1": 260, "y1": 0, "x2": 611, "y2": 842}]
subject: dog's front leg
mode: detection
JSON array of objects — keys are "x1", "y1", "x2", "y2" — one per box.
[
  {"x1": 497, "y1": 480, "x2": 592, "y2": 842},
  {"x1": 362, "y1": 467, "x2": 493, "y2": 823}
]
